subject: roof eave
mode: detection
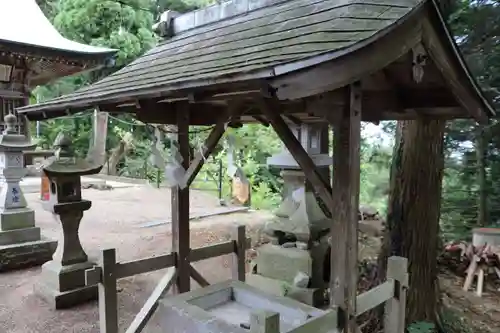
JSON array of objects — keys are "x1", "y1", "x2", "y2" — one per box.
[
  {"x1": 17, "y1": 69, "x2": 274, "y2": 120},
  {"x1": 427, "y1": 0, "x2": 495, "y2": 121},
  {"x1": 0, "y1": 39, "x2": 117, "y2": 64}
]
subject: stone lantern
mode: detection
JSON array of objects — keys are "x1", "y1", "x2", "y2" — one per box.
[
  {"x1": 35, "y1": 132, "x2": 103, "y2": 309},
  {"x1": 0, "y1": 114, "x2": 56, "y2": 271},
  {"x1": 247, "y1": 123, "x2": 332, "y2": 306}
]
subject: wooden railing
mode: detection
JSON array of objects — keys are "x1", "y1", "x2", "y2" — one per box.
[
  {"x1": 85, "y1": 225, "x2": 249, "y2": 333},
  {"x1": 356, "y1": 256, "x2": 408, "y2": 333},
  {"x1": 86, "y1": 233, "x2": 407, "y2": 333}
]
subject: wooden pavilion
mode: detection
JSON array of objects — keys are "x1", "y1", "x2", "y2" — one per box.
[
  {"x1": 18, "y1": 0, "x2": 495, "y2": 332},
  {"x1": 0, "y1": 0, "x2": 116, "y2": 134}
]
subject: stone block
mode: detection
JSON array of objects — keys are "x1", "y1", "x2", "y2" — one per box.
[
  {"x1": 34, "y1": 280, "x2": 97, "y2": 309},
  {"x1": 40, "y1": 260, "x2": 95, "y2": 292},
  {"x1": 35, "y1": 260, "x2": 98, "y2": 308},
  {"x1": 0, "y1": 227, "x2": 41, "y2": 245},
  {"x1": 255, "y1": 244, "x2": 312, "y2": 284},
  {"x1": 246, "y1": 273, "x2": 325, "y2": 307},
  {"x1": 0, "y1": 208, "x2": 35, "y2": 230},
  {"x1": 0, "y1": 238, "x2": 57, "y2": 272}
]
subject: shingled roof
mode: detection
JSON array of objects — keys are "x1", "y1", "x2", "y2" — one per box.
[{"x1": 17, "y1": 0, "x2": 494, "y2": 121}]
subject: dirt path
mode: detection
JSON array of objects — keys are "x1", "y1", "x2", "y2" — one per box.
[{"x1": 0, "y1": 186, "x2": 273, "y2": 333}]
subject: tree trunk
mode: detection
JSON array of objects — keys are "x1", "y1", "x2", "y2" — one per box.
[
  {"x1": 476, "y1": 128, "x2": 488, "y2": 227},
  {"x1": 380, "y1": 119, "x2": 445, "y2": 325}
]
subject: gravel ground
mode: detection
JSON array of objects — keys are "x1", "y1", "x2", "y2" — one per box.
[{"x1": 0, "y1": 186, "x2": 272, "y2": 333}]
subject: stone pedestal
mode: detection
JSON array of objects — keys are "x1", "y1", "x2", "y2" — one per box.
[
  {"x1": 34, "y1": 132, "x2": 102, "y2": 309},
  {"x1": 0, "y1": 114, "x2": 56, "y2": 271}
]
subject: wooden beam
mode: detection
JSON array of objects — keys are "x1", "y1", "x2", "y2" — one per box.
[
  {"x1": 258, "y1": 97, "x2": 334, "y2": 209},
  {"x1": 356, "y1": 280, "x2": 395, "y2": 316},
  {"x1": 125, "y1": 268, "x2": 177, "y2": 333},
  {"x1": 190, "y1": 265, "x2": 210, "y2": 287},
  {"x1": 171, "y1": 104, "x2": 191, "y2": 293},
  {"x1": 114, "y1": 253, "x2": 175, "y2": 279},
  {"x1": 182, "y1": 118, "x2": 227, "y2": 187},
  {"x1": 329, "y1": 82, "x2": 362, "y2": 333},
  {"x1": 189, "y1": 238, "x2": 251, "y2": 262}
]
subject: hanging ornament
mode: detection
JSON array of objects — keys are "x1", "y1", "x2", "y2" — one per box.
[
  {"x1": 163, "y1": 139, "x2": 187, "y2": 189},
  {"x1": 226, "y1": 133, "x2": 238, "y2": 178},
  {"x1": 148, "y1": 127, "x2": 166, "y2": 169}
]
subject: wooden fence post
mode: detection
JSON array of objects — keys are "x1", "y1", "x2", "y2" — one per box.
[
  {"x1": 250, "y1": 310, "x2": 280, "y2": 333},
  {"x1": 232, "y1": 225, "x2": 246, "y2": 282},
  {"x1": 385, "y1": 256, "x2": 408, "y2": 333},
  {"x1": 86, "y1": 249, "x2": 118, "y2": 333}
]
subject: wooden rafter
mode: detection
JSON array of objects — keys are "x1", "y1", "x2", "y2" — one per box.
[{"x1": 182, "y1": 118, "x2": 227, "y2": 187}]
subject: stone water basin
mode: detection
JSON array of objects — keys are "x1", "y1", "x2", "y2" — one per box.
[{"x1": 156, "y1": 280, "x2": 337, "y2": 333}]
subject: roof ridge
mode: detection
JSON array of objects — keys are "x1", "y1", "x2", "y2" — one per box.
[{"x1": 155, "y1": 0, "x2": 294, "y2": 39}]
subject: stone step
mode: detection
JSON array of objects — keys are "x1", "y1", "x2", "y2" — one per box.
[
  {"x1": 0, "y1": 237, "x2": 57, "y2": 271},
  {"x1": 0, "y1": 226, "x2": 40, "y2": 245}
]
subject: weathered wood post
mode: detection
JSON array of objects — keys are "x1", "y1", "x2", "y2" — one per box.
[
  {"x1": 34, "y1": 132, "x2": 103, "y2": 308},
  {"x1": 385, "y1": 256, "x2": 408, "y2": 333},
  {"x1": 85, "y1": 249, "x2": 119, "y2": 333},
  {"x1": 0, "y1": 114, "x2": 56, "y2": 271},
  {"x1": 232, "y1": 224, "x2": 246, "y2": 282},
  {"x1": 171, "y1": 105, "x2": 191, "y2": 293},
  {"x1": 330, "y1": 82, "x2": 362, "y2": 333}
]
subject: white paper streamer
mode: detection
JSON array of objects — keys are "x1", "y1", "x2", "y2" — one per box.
[{"x1": 163, "y1": 140, "x2": 187, "y2": 189}]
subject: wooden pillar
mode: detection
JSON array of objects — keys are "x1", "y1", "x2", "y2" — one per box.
[
  {"x1": 172, "y1": 105, "x2": 191, "y2": 293},
  {"x1": 330, "y1": 83, "x2": 361, "y2": 332}
]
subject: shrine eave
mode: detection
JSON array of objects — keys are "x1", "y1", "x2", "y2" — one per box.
[
  {"x1": 16, "y1": 0, "x2": 495, "y2": 124},
  {"x1": 0, "y1": 0, "x2": 116, "y2": 62}
]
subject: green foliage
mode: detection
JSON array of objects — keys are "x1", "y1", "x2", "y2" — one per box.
[{"x1": 53, "y1": 0, "x2": 156, "y2": 67}]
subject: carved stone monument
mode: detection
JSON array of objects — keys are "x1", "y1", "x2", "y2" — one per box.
[
  {"x1": 0, "y1": 114, "x2": 56, "y2": 271},
  {"x1": 34, "y1": 133, "x2": 103, "y2": 309},
  {"x1": 247, "y1": 123, "x2": 332, "y2": 306}
]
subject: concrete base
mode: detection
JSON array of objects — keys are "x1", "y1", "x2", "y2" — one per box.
[
  {"x1": 34, "y1": 281, "x2": 97, "y2": 309},
  {"x1": 246, "y1": 273, "x2": 325, "y2": 307},
  {"x1": 0, "y1": 208, "x2": 35, "y2": 230},
  {"x1": 0, "y1": 238, "x2": 57, "y2": 272},
  {"x1": 35, "y1": 260, "x2": 97, "y2": 309}
]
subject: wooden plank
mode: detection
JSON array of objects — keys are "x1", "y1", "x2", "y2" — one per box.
[
  {"x1": 250, "y1": 311, "x2": 280, "y2": 333},
  {"x1": 189, "y1": 237, "x2": 252, "y2": 262},
  {"x1": 99, "y1": 249, "x2": 119, "y2": 333},
  {"x1": 183, "y1": 116, "x2": 227, "y2": 187},
  {"x1": 114, "y1": 253, "x2": 176, "y2": 279},
  {"x1": 232, "y1": 225, "x2": 247, "y2": 282},
  {"x1": 171, "y1": 104, "x2": 191, "y2": 293},
  {"x1": 384, "y1": 256, "x2": 408, "y2": 333},
  {"x1": 329, "y1": 83, "x2": 362, "y2": 333},
  {"x1": 190, "y1": 265, "x2": 210, "y2": 287},
  {"x1": 125, "y1": 267, "x2": 177, "y2": 333},
  {"x1": 259, "y1": 97, "x2": 334, "y2": 209},
  {"x1": 356, "y1": 280, "x2": 395, "y2": 316}
]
